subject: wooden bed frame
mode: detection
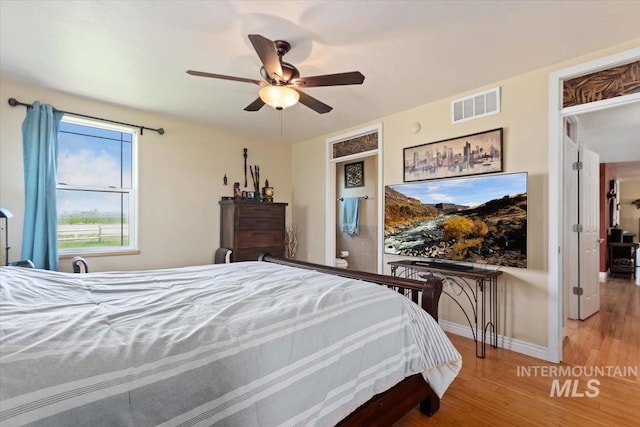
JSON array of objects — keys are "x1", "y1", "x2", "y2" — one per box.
[{"x1": 259, "y1": 255, "x2": 444, "y2": 426}]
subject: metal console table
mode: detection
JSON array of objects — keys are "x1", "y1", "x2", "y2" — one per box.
[{"x1": 389, "y1": 260, "x2": 503, "y2": 358}]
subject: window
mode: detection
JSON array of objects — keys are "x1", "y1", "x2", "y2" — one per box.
[{"x1": 56, "y1": 117, "x2": 137, "y2": 253}]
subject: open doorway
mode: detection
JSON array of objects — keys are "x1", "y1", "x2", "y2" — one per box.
[
  {"x1": 548, "y1": 47, "x2": 640, "y2": 363},
  {"x1": 335, "y1": 155, "x2": 378, "y2": 273},
  {"x1": 563, "y1": 103, "x2": 640, "y2": 366},
  {"x1": 563, "y1": 101, "x2": 640, "y2": 313},
  {"x1": 324, "y1": 123, "x2": 384, "y2": 273}
]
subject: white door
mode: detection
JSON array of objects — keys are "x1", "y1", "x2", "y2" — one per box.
[
  {"x1": 578, "y1": 146, "x2": 600, "y2": 319},
  {"x1": 564, "y1": 135, "x2": 579, "y2": 320}
]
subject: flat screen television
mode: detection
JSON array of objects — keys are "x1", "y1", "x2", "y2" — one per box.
[{"x1": 384, "y1": 172, "x2": 527, "y2": 268}]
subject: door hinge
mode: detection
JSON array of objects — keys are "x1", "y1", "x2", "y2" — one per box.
[
  {"x1": 572, "y1": 224, "x2": 583, "y2": 232},
  {"x1": 572, "y1": 161, "x2": 583, "y2": 170},
  {"x1": 573, "y1": 286, "x2": 584, "y2": 296}
]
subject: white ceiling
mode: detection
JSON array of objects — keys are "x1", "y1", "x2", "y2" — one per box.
[{"x1": 1, "y1": 0, "x2": 640, "y2": 145}]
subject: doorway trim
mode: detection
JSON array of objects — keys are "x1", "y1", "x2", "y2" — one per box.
[
  {"x1": 325, "y1": 123, "x2": 384, "y2": 273},
  {"x1": 547, "y1": 47, "x2": 640, "y2": 363}
]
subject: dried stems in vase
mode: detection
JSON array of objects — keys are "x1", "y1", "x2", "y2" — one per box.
[{"x1": 284, "y1": 224, "x2": 298, "y2": 259}]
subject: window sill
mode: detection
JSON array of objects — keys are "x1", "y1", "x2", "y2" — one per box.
[{"x1": 59, "y1": 250, "x2": 140, "y2": 259}]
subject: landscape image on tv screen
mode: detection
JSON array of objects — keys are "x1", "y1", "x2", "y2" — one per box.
[{"x1": 384, "y1": 172, "x2": 527, "y2": 268}]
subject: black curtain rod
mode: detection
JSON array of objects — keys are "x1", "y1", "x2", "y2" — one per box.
[{"x1": 7, "y1": 98, "x2": 164, "y2": 135}]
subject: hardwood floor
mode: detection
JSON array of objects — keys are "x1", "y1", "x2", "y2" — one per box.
[
  {"x1": 564, "y1": 277, "x2": 639, "y2": 369},
  {"x1": 393, "y1": 277, "x2": 640, "y2": 427}
]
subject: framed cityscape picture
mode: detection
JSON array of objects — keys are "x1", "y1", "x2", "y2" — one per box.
[{"x1": 403, "y1": 128, "x2": 503, "y2": 182}]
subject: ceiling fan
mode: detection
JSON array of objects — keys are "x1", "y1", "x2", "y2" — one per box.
[{"x1": 187, "y1": 34, "x2": 365, "y2": 114}]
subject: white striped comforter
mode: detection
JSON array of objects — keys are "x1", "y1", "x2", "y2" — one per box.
[{"x1": 0, "y1": 262, "x2": 461, "y2": 426}]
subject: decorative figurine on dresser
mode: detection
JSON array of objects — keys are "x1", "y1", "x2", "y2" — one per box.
[
  {"x1": 219, "y1": 199, "x2": 288, "y2": 261},
  {"x1": 262, "y1": 179, "x2": 274, "y2": 202}
]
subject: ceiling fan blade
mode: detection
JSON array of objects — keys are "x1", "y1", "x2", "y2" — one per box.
[
  {"x1": 244, "y1": 97, "x2": 265, "y2": 112},
  {"x1": 186, "y1": 70, "x2": 262, "y2": 85},
  {"x1": 296, "y1": 90, "x2": 332, "y2": 114},
  {"x1": 248, "y1": 34, "x2": 283, "y2": 82},
  {"x1": 294, "y1": 71, "x2": 365, "y2": 87}
]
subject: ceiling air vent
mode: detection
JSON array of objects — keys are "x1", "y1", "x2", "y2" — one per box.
[{"x1": 451, "y1": 87, "x2": 500, "y2": 123}]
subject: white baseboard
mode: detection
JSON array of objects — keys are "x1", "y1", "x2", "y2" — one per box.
[
  {"x1": 599, "y1": 272, "x2": 607, "y2": 282},
  {"x1": 439, "y1": 319, "x2": 549, "y2": 361}
]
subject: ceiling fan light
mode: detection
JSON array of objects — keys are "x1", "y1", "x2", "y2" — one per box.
[{"x1": 259, "y1": 86, "x2": 299, "y2": 110}]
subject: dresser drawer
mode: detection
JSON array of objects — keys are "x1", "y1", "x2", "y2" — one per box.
[
  {"x1": 238, "y1": 216, "x2": 282, "y2": 230},
  {"x1": 237, "y1": 204, "x2": 285, "y2": 219},
  {"x1": 235, "y1": 230, "x2": 284, "y2": 248}
]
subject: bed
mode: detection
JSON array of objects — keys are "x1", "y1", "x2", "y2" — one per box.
[{"x1": 0, "y1": 256, "x2": 462, "y2": 426}]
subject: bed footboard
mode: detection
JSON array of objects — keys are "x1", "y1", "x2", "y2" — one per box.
[
  {"x1": 258, "y1": 255, "x2": 443, "y2": 321},
  {"x1": 337, "y1": 374, "x2": 438, "y2": 426}
]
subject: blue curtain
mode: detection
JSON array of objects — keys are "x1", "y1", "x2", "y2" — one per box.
[{"x1": 21, "y1": 102, "x2": 63, "y2": 270}]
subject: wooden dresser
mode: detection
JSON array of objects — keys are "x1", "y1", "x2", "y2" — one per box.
[{"x1": 219, "y1": 200, "x2": 288, "y2": 262}]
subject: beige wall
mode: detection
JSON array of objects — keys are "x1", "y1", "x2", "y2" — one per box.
[
  {"x1": 290, "y1": 40, "x2": 640, "y2": 350},
  {"x1": 291, "y1": 139, "x2": 327, "y2": 262},
  {"x1": 0, "y1": 79, "x2": 291, "y2": 272}
]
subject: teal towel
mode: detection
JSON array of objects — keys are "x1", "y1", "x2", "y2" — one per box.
[{"x1": 341, "y1": 197, "x2": 360, "y2": 235}]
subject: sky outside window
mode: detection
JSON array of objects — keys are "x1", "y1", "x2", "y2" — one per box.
[{"x1": 57, "y1": 122, "x2": 132, "y2": 213}]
